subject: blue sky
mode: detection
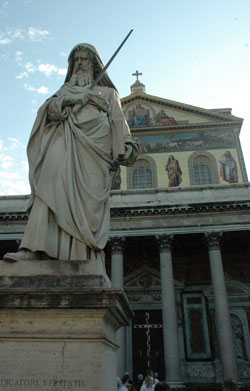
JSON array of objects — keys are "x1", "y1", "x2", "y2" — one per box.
[{"x1": 0, "y1": 0, "x2": 250, "y2": 194}]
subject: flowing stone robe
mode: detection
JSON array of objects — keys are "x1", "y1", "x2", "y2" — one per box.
[{"x1": 20, "y1": 83, "x2": 137, "y2": 261}]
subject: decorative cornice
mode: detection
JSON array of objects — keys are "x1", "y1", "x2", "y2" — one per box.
[
  {"x1": 1, "y1": 201, "x2": 250, "y2": 223},
  {"x1": 204, "y1": 232, "x2": 223, "y2": 250},
  {"x1": 0, "y1": 212, "x2": 28, "y2": 222},
  {"x1": 108, "y1": 236, "x2": 126, "y2": 254},
  {"x1": 110, "y1": 201, "x2": 250, "y2": 218},
  {"x1": 156, "y1": 234, "x2": 174, "y2": 253}
]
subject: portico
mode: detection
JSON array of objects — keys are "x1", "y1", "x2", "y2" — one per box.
[{"x1": 106, "y1": 184, "x2": 250, "y2": 384}]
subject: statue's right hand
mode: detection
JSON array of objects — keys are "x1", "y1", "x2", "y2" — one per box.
[{"x1": 63, "y1": 93, "x2": 89, "y2": 107}]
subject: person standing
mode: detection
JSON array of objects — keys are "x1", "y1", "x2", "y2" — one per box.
[{"x1": 140, "y1": 371, "x2": 156, "y2": 391}]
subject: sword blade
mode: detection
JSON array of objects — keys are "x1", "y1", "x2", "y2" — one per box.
[{"x1": 89, "y1": 29, "x2": 133, "y2": 90}]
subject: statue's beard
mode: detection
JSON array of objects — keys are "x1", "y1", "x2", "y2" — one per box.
[{"x1": 69, "y1": 68, "x2": 94, "y2": 87}]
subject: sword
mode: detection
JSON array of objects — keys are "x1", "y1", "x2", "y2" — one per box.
[
  {"x1": 89, "y1": 29, "x2": 133, "y2": 90},
  {"x1": 73, "y1": 29, "x2": 133, "y2": 113}
]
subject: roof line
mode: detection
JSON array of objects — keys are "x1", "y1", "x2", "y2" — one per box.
[{"x1": 121, "y1": 92, "x2": 243, "y2": 122}]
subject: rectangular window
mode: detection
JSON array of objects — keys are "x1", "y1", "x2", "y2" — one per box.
[{"x1": 183, "y1": 293, "x2": 211, "y2": 359}]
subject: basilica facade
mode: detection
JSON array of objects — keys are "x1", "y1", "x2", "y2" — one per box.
[{"x1": 0, "y1": 76, "x2": 250, "y2": 386}]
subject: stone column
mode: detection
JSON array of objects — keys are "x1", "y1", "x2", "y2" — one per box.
[
  {"x1": 110, "y1": 237, "x2": 126, "y2": 377},
  {"x1": 156, "y1": 234, "x2": 182, "y2": 386},
  {"x1": 205, "y1": 232, "x2": 238, "y2": 381}
]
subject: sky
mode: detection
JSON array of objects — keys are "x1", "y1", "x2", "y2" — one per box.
[{"x1": 0, "y1": 0, "x2": 250, "y2": 195}]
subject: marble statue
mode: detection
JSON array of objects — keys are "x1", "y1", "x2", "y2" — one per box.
[{"x1": 4, "y1": 43, "x2": 138, "y2": 263}]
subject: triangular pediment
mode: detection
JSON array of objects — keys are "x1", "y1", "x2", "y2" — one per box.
[
  {"x1": 124, "y1": 265, "x2": 161, "y2": 289},
  {"x1": 121, "y1": 92, "x2": 243, "y2": 131},
  {"x1": 124, "y1": 265, "x2": 183, "y2": 290}
]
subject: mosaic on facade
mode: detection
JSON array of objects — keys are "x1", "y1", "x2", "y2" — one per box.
[
  {"x1": 219, "y1": 151, "x2": 238, "y2": 183},
  {"x1": 134, "y1": 129, "x2": 236, "y2": 154},
  {"x1": 165, "y1": 155, "x2": 182, "y2": 187},
  {"x1": 124, "y1": 102, "x2": 177, "y2": 128}
]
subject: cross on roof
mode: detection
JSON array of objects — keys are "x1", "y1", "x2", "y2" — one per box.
[{"x1": 132, "y1": 70, "x2": 142, "y2": 82}]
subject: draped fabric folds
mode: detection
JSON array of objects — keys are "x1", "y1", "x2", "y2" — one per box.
[{"x1": 20, "y1": 84, "x2": 137, "y2": 261}]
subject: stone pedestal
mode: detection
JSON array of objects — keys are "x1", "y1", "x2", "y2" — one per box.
[{"x1": 0, "y1": 260, "x2": 133, "y2": 391}]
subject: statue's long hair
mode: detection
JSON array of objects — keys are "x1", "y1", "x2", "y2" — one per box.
[{"x1": 64, "y1": 43, "x2": 117, "y2": 91}]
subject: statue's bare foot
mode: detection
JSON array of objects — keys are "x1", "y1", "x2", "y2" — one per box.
[{"x1": 3, "y1": 249, "x2": 38, "y2": 262}]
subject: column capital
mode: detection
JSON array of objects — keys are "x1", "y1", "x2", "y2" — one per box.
[
  {"x1": 109, "y1": 236, "x2": 126, "y2": 254},
  {"x1": 204, "y1": 231, "x2": 223, "y2": 250},
  {"x1": 156, "y1": 234, "x2": 174, "y2": 253}
]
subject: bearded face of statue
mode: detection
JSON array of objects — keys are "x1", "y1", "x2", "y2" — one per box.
[{"x1": 70, "y1": 49, "x2": 94, "y2": 87}]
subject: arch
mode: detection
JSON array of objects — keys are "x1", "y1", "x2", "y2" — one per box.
[
  {"x1": 127, "y1": 154, "x2": 158, "y2": 189},
  {"x1": 188, "y1": 151, "x2": 219, "y2": 186},
  {"x1": 204, "y1": 280, "x2": 250, "y2": 297}
]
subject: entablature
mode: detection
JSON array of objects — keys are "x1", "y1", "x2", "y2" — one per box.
[{"x1": 0, "y1": 184, "x2": 250, "y2": 238}]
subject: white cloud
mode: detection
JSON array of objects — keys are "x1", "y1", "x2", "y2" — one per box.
[
  {"x1": 15, "y1": 57, "x2": 66, "y2": 81},
  {"x1": 28, "y1": 27, "x2": 50, "y2": 42},
  {"x1": 23, "y1": 83, "x2": 36, "y2": 92},
  {"x1": 15, "y1": 51, "x2": 23, "y2": 63},
  {"x1": 0, "y1": 1, "x2": 9, "y2": 15},
  {"x1": 0, "y1": 138, "x2": 30, "y2": 195},
  {"x1": 0, "y1": 179, "x2": 30, "y2": 196},
  {"x1": 58, "y1": 68, "x2": 67, "y2": 76},
  {"x1": 37, "y1": 86, "x2": 49, "y2": 94},
  {"x1": 11, "y1": 29, "x2": 25, "y2": 39},
  {"x1": 24, "y1": 62, "x2": 35, "y2": 73},
  {"x1": 0, "y1": 155, "x2": 13, "y2": 169},
  {"x1": 23, "y1": 83, "x2": 49, "y2": 95},
  {"x1": 0, "y1": 28, "x2": 26, "y2": 45},
  {"x1": 16, "y1": 71, "x2": 29, "y2": 79},
  {"x1": 21, "y1": 160, "x2": 29, "y2": 172},
  {"x1": 0, "y1": 36, "x2": 11, "y2": 45},
  {"x1": 0, "y1": 171, "x2": 18, "y2": 179},
  {"x1": 7, "y1": 138, "x2": 19, "y2": 150},
  {"x1": 0, "y1": 27, "x2": 51, "y2": 45},
  {"x1": 38, "y1": 63, "x2": 67, "y2": 77},
  {"x1": 38, "y1": 63, "x2": 57, "y2": 77}
]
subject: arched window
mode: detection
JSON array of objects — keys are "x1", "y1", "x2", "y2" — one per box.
[
  {"x1": 193, "y1": 156, "x2": 212, "y2": 185},
  {"x1": 133, "y1": 161, "x2": 153, "y2": 189},
  {"x1": 127, "y1": 155, "x2": 158, "y2": 189},
  {"x1": 188, "y1": 151, "x2": 219, "y2": 186}
]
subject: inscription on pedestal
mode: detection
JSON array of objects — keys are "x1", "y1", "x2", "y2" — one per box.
[{"x1": 0, "y1": 378, "x2": 85, "y2": 390}]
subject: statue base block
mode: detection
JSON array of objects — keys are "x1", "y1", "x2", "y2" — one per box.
[
  {"x1": 0, "y1": 259, "x2": 111, "y2": 289},
  {"x1": 0, "y1": 260, "x2": 133, "y2": 391}
]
